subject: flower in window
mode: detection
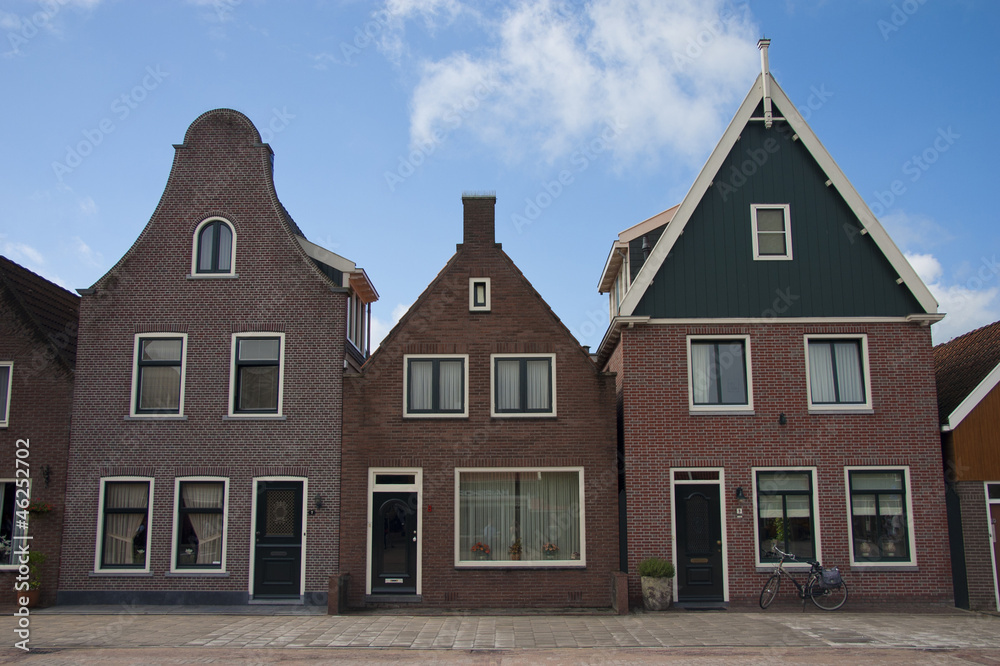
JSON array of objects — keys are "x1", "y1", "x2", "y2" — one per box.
[
  {"x1": 471, "y1": 542, "x2": 490, "y2": 555},
  {"x1": 542, "y1": 542, "x2": 559, "y2": 557}
]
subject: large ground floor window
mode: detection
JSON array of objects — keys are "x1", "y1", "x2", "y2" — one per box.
[
  {"x1": 756, "y1": 469, "x2": 817, "y2": 563},
  {"x1": 456, "y1": 468, "x2": 584, "y2": 566},
  {"x1": 848, "y1": 468, "x2": 911, "y2": 563}
]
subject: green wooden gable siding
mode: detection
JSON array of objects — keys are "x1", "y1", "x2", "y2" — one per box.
[
  {"x1": 633, "y1": 101, "x2": 925, "y2": 319},
  {"x1": 628, "y1": 224, "x2": 666, "y2": 283}
]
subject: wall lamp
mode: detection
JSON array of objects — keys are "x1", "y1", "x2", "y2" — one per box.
[
  {"x1": 777, "y1": 412, "x2": 787, "y2": 426},
  {"x1": 735, "y1": 486, "x2": 748, "y2": 501},
  {"x1": 42, "y1": 464, "x2": 51, "y2": 488},
  {"x1": 314, "y1": 494, "x2": 325, "y2": 510}
]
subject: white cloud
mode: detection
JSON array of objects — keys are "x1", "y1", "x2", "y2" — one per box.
[
  {"x1": 369, "y1": 301, "x2": 412, "y2": 350},
  {"x1": 880, "y1": 210, "x2": 953, "y2": 251},
  {"x1": 73, "y1": 236, "x2": 103, "y2": 268},
  {"x1": 383, "y1": 0, "x2": 760, "y2": 166},
  {"x1": 905, "y1": 252, "x2": 1000, "y2": 344},
  {"x1": 0, "y1": 235, "x2": 45, "y2": 267},
  {"x1": 78, "y1": 196, "x2": 97, "y2": 216}
]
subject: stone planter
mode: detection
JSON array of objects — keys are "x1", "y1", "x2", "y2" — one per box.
[
  {"x1": 640, "y1": 576, "x2": 673, "y2": 611},
  {"x1": 15, "y1": 589, "x2": 41, "y2": 608}
]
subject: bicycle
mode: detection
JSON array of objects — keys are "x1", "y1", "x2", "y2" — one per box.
[{"x1": 759, "y1": 545, "x2": 848, "y2": 610}]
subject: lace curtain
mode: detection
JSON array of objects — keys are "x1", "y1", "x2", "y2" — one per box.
[
  {"x1": 181, "y1": 482, "x2": 224, "y2": 566},
  {"x1": 103, "y1": 482, "x2": 149, "y2": 566}
]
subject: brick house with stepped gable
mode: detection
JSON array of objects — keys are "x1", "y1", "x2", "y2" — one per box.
[
  {"x1": 57, "y1": 108, "x2": 377, "y2": 606},
  {"x1": 935, "y1": 320, "x2": 1000, "y2": 611},
  {"x1": 596, "y1": 41, "x2": 952, "y2": 607},
  {"x1": 0, "y1": 256, "x2": 79, "y2": 607},
  {"x1": 340, "y1": 194, "x2": 621, "y2": 610}
]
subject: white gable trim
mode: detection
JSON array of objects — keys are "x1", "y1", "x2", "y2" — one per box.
[
  {"x1": 618, "y1": 74, "x2": 939, "y2": 317},
  {"x1": 943, "y1": 360, "x2": 1000, "y2": 432}
]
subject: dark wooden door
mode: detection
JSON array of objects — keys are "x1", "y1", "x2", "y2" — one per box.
[
  {"x1": 992, "y1": 504, "x2": 999, "y2": 605},
  {"x1": 674, "y1": 483, "x2": 724, "y2": 601},
  {"x1": 253, "y1": 480, "x2": 303, "y2": 598},
  {"x1": 371, "y1": 492, "x2": 418, "y2": 595}
]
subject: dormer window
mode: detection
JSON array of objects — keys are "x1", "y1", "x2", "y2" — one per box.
[
  {"x1": 751, "y1": 204, "x2": 792, "y2": 260},
  {"x1": 193, "y1": 218, "x2": 235, "y2": 275},
  {"x1": 469, "y1": 278, "x2": 490, "y2": 312}
]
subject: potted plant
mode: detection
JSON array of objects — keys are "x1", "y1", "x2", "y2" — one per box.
[
  {"x1": 638, "y1": 557, "x2": 675, "y2": 611},
  {"x1": 542, "y1": 542, "x2": 559, "y2": 560},
  {"x1": 471, "y1": 542, "x2": 490, "y2": 560},
  {"x1": 509, "y1": 538, "x2": 522, "y2": 561},
  {"x1": 27, "y1": 500, "x2": 54, "y2": 515},
  {"x1": 15, "y1": 551, "x2": 46, "y2": 607}
]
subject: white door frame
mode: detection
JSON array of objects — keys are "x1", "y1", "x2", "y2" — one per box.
[
  {"x1": 248, "y1": 476, "x2": 308, "y2": 601},
  {"x1": 669, "y1": 468, "x2": 729, "y2": 602},
  {"x1": 366, "y1": 467, "x2": 423, "y2": 596},
  {"x1": 986, "y1": 482, "x2": 1000, "y2": 612}
]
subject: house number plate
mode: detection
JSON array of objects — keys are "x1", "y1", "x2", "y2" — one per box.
[{"x1": 385, "y1": 578, "x2": 403, "y2": 584}]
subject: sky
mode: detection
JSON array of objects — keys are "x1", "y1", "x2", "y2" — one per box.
[{"x1": 1, "y1": 0, "x2": 997, "y2": 349}]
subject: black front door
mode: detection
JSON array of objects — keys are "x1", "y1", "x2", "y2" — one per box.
[
  {"x1": 674, "y1": 483, "x2": 724, "y2": 602},
  {"x1": 371, "y1": 492, "x2": 418, "y2": 595},
  {"x1": 253, "y1": 480, "x2": 303, "y2": 598}
]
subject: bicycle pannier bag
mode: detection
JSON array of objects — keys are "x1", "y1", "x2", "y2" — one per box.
[{"x1": 820, "y1": 567, "x2": 842, "y2": 589}]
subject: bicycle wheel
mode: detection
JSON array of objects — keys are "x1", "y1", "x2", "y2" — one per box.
[
  {"x1": 759, "y1": 574, "x2": 781, "y2": 609},
  {"x1": 808, "y1": 578, "x2": 848, "y2": 610}
]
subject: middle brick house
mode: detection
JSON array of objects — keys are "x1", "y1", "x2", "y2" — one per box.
[{"x1": 341, "y1": 194, "x2": 620, "y2": 609}]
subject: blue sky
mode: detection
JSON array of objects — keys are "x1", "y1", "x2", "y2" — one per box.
[{"x1": 1, "y1": 0, "x2": 997, "y2": 348}]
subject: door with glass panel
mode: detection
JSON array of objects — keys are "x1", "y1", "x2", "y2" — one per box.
[
  {"x1": 989, "y1": 483, "x2": 1000, "y2": 609},
  {"x1": 371, "y1": 491, "x2": 418, "y2": 595},
  {"x1": 253, "y1": 480, "x2": 303, "y2": 598},
  {"x1": 674, "y1": 483, "x2": 724, "y2": 601}
]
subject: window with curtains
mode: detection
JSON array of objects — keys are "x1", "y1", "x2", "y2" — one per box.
[
  {"x1": 751, "y1": 204, "x2": 792, "y2": 260},
  {"x1": 0, "y1": 480, "x2": 29, "y2": 566},
  {"x1": 194, "y1": 219, "x2": 234, "y2": 274},
  {"x1": 688, "y1": 338, "x2": 751, "y2": 409},
  {"x1": 231, "y1": 335, "x2": 282, "y2": 415},
  {"x1": 756, "y1": 470, "x2": 816, "y2": 563},
  {"x1": 99, "y1": 480, "x2": 151, "y2": 570},
  {"x1": 806, "y1": 337, "x2": 869, "y2": 408},
  {"x1": 848, "y1": 469, "x2": 911, "y2": 563},
  {"x1": 0, "y1": 362, "x2": 11, "y2": 427},
  {"x1": 456, "y1": 469, "x2": 583, "y2": 565},
  {"x1": 404, "y1": 356, "x2": 467, "y2": 416},
  {"x1": 132, "y1": 336, "x2": 185, "y2": 416},
  {"x1": 491, "y1": 354, "x2": 555, "y2": 416},
  {"x1": 174, "y1": 480, "x2": 226, "y2": 570}
]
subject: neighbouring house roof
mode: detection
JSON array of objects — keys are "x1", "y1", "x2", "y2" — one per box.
[
  {"x1": 934, "y1": 319, "x2": 1000, "y2": 430},
  {"x1": 614, "y1": 73, "x2": 939, "y2": 320},
  {"x1": 0, "y1": 255, "x2": 80, "y2": 369}
]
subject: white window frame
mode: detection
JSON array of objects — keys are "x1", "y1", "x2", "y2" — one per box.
[
  {"x1": 169, "y1": 476, "x2": 229, "y2": 574},
  {"x1": 669, "y1": 468, "x2": 730, "y2": 602},
  {"x1": 347, "y1": 291, "x2": 366, "y2": 353},
  {"x1": 402, "y1": 354, "x2": 469, "y2": 418},
  {"x1": 129, "y1": 333, "x2": 188, "y2": 418},
  {"x1": 686, "y1": 335, "x2": 754, "y2": 413},
  {"x1": 844, "y1": 466, "x2": 917, "y2": 568},
  {"x1": 469, "y1": 277, "x2": 491, "y2": 312},
  {"x1": 94, "y1": 476, "x2": 154, "y2": 574},
  {"x1": 804, "y1": 334, "x2": 873, "y2": 413},
  {"x1": 0, "y1": 477, "x2": 29, "y2": 570},
  {"x1": 247, "y1": 476, "x2": 308, "y2": 600},
  {"x1": 453, "y1": 466, "x2": 586, "y2": 568},
  {"x1": 0, "y1": 362, "x2": 11, "y2": 428},
  {"x1": 986, "y1": 482, "x2": 1000, "y2": 612},
  {"x1": 190, "y1": 217, "x2": 237, "y2": 277},
  {"x1": 751, "y1": 467, "x2": 821, "y2": 569},
  {"x1": 366, "y1": 468, "x2": 423, "y2": 595},
  {"x1": 228, "y1": 332, "x2": 285, "y2": 418},
  {"x1": 490, "y1": 353, "x2": 557, "y2": 418},
  {"x1": 751, "y1": 204, "x2": 793, "y2": 261}
]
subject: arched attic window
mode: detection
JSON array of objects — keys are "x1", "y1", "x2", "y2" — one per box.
[{"x1": 192, "y1": 218, "x2": 235, "y2": 275}]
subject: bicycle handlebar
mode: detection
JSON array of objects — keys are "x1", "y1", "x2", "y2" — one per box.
[{"x1": 767, "y1": 546, "x2": 822, "y2": 569}]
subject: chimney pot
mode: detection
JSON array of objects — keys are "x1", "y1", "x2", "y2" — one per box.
[{"x1": 461, "y1": 191, "x2": 497, "y2": 248}]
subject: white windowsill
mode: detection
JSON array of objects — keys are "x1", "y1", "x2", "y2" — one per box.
[
  {"x1": 689, "y1": 409, "x2": 755, "y2": 416},
  {"x1": 125, "y1": 415, "x2": 188, "y2": 421},
  {"x1": 223, "y1": 415, "x2": 286, "y2": 421},
  {"x1": 165, "y1": 571, "x2": 229, "y2": 577},
  {"x1": 186, "y1": 274, "x2": 239, "y2": 280},
  {"x1": 808, "y1": 407, "x2": 874, "y2": 415}
]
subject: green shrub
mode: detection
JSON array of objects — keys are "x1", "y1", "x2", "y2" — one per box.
[{"x1": 638, "y1": 557, "x2": 675, "y2": 578}]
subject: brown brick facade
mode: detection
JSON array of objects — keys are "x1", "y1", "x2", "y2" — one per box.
[
  {"x1": 340, "y1": 196, "x2": 620, "y2": 609},
  {"x1": 57, "y1": 110, "x2": 359, "y2": 605},
  {"x1": 612, "y1": 320, "x2": 953, "y2": 606}
]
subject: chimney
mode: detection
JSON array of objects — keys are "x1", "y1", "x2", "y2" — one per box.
[
  {"x1": 757, "y1": 37, "x2": 773, "y2": 129},
  {"x1": 461, "y1": 191, "x2": 496, "y2": 248}
]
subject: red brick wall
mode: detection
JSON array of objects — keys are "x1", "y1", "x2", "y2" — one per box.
[
  {"x1": 341, "y1": 197, "x2": 619, "y2": 609},
  {"x1": 59, "y1": 110, "x2": 348, "y2": 602},
  {"x1": 613, "y1": 321, "x2": 953, "y2": 606},
  {"x1": 0, "y1": 293, "x2": 75, "y2": 607}
]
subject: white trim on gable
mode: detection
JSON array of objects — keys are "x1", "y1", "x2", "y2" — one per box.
[
  {"x1": 616, "y1": 74, "x2": 939, "y2": 319},
  {"x1": 943, "y1": 360, "x2": 1000, "y2": 432}
]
